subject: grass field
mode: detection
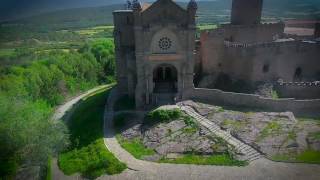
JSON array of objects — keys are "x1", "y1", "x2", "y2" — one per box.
[
  {"x1": 58, "y1": 86, "x2": 126, "y2": 179},
  {"x1": 76, "y1": 25, "x2": 114, "y2": 36},
  {"x1": 198, "y1": 24, "x2": 218, "y2": 31}
]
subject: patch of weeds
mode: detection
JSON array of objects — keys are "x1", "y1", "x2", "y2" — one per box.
[
  {"x1": 308, "y1": 132, "x2": 320, "y2": 140},
  {"x1": 256, "y1": 121, "x2": 281, "y2": 142},
  {"x1": 116, "y1": 134, "x2": 155, "y2": 159},
  {"x1": 288, "y1": 131, "x2": 297, "y2": 140},
  {"x1": 114, "y1": 95, "x2": 135, "y2": 111},
  {"x1": 166, "y1": 129, "x2": 173, "y2": 136},
  {"x1": 182, "y1": 127, "x2": 198, "y2": 134},
  {"x1": 271, "y1": 90, "x2": 279, "y2": 99},
  {"x1": 144, "y1": 108, "x2": 182, "y2": 125},
  {"x1": 222, "y1": 119, "x2": 246, "y2": 131},
  {"x1": 159, "y1": 153, "x2": 247, "y2": 166},
  {"x1": 215, "y1": 106, "x2": 225, "y2": 113},
  {"x1": 296, "y1": 150, "x2": 320, "y2": 164},
  {"x1": 183, "y1": 115, "x2": 199, "y2": 129},
  {"x1": 272, "y1": 150, "x2": 320, "y2": 164}
]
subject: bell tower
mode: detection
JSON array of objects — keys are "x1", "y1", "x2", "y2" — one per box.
[{"x1": 231, "y1": 0, "x2": 263, "y2": 25}]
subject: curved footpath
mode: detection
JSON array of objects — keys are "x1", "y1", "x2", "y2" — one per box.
[
  {"x1": 102, "y1": 88, "x2": 320, "y2": 180},
  {"x1": 51, "y1": 85, "x2": 111, "y2": 180}
]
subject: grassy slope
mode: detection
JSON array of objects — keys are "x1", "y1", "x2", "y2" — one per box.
[
  {"x1": 116, "y1": 135, "x2": 155, "y2": 159},
  {"x1": 58, "y1": 86, "x2": 126, "y2": 179}
]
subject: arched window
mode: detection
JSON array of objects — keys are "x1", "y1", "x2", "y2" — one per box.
[
  {"x1": 294, "y1": 67, "x2": 302, "y2": 79},
  {"x1": 263, "y1": 64, "x2": 269, "y2": 73}
]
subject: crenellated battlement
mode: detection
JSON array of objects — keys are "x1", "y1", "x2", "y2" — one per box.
[
  {"x1": 221, "y1": 22, "x2": 285, "y2": 30},
  {"x1": 277, "y1": 80, "x2": 320, "y2": 87},
  {"x1": 224, "y1": 39, "x2": 319, "y2": 49}
]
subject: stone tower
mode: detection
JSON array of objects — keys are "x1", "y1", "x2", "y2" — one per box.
[{"x1": 231, "y1": 0, "x2": 263, "y2": 25}]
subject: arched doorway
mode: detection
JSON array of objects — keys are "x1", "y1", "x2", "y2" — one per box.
[{"x1": 153, "y1": 64, "x2": 178, "y2": 93}]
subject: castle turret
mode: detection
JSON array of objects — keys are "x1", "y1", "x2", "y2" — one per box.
[
  {"x1": 231, "y1": 0, "x2": 263, "y2": 25},
  {"x1": 187, "y1": 0, "x2": 197, "y2": 25}
]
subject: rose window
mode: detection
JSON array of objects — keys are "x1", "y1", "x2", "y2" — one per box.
[{"x1": 158, "y1": 37, "x2": 172, "y2": 51}]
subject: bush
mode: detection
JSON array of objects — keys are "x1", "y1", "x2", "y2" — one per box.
[
  {"x1": 58, "y1": 139, "x2": 126, "y2": 178},
  {"x1": 145, "y1": 108, "x2": 182, "y2": 124}
]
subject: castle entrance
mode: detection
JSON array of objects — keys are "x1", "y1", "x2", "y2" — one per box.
[{"x1": 153, "y1": 65, "x2": 178, "y2": 94}]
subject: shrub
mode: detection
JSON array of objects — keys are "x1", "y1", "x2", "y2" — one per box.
[
  {"x1": 145, "y1": 108, "x2": 182, "y2": 124},
  {"x1": 58, "y1": 139, "x2": 126, "y2": 178}
]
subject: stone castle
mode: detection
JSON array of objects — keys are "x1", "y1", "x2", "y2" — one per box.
[{"x1": 113, "y1": 0, "x2": 320, "y2": 110}]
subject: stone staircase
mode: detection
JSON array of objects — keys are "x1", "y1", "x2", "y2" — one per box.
[{"x1": 180, "y1": 105, "x2": 262, "y2": 162}]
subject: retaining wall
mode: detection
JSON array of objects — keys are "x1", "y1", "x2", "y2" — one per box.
[{"x1": 186, "y1": 88, "x2": 320, "y2": 118}]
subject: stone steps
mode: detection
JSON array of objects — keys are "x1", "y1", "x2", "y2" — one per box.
[{"x1": 180, "y1": 105, "x2": 262, "y2": 162}]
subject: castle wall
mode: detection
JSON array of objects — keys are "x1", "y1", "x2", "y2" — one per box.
[
  {"x1": 200, "y1": 30, "x2": 320, "y2": 84},
  {"x1": 185, "y1": 88, "x2": 320, "y2": 118},
  {"x1": 222, "y1": 23, "x2": 285, "y2": 43},
  {"x1": 275, "y1": 83, "x2": 320, "y2": 99}
]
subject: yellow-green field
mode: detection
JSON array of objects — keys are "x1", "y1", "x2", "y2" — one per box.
[
  {"x1": 197, "y1": 24, "x2": 218, "y2": 31},
  {"x1": 75, "y1": 25, "x2": 114, "y2": 36}
]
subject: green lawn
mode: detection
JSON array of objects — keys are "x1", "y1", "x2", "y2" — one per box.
[
  {"x1": 144, "y1": 108, "x2": 183, "y2": 125},
  {"x1": 116, "y1": 135, "x2": 155, "y2": 159},
  {"x1": 58, "y1": 86, "x2": 126, "y2": 179},
  {"x1": 159, "y1": 154, "x2": 247, "y2": 166}
]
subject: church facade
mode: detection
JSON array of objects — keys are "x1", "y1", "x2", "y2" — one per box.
[
  {"x1": 113, "y1": 0, "x2": 320, "y2": 108},
  {"x1": 113, "y1": 0, "x2": 197, "y2": 108}
]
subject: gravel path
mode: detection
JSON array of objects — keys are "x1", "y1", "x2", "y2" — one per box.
[{"x1": 102, "y1": 89, "x2": 320, "y2": 180}]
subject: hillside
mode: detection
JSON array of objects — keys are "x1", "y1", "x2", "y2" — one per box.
[{"x1": 2, "y1": 0, "x2": 319, "y2": 30}]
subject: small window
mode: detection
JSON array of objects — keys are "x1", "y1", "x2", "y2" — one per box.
[
  {"x1": 263, "y1": 64, "x2": 269, "y2": 73},
  {"x1": 294, "y1": 67, "x2": 302, "y2": 79},
  {"x1": 126, "y1": 16, "x2": 130, "y2": 25}
]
